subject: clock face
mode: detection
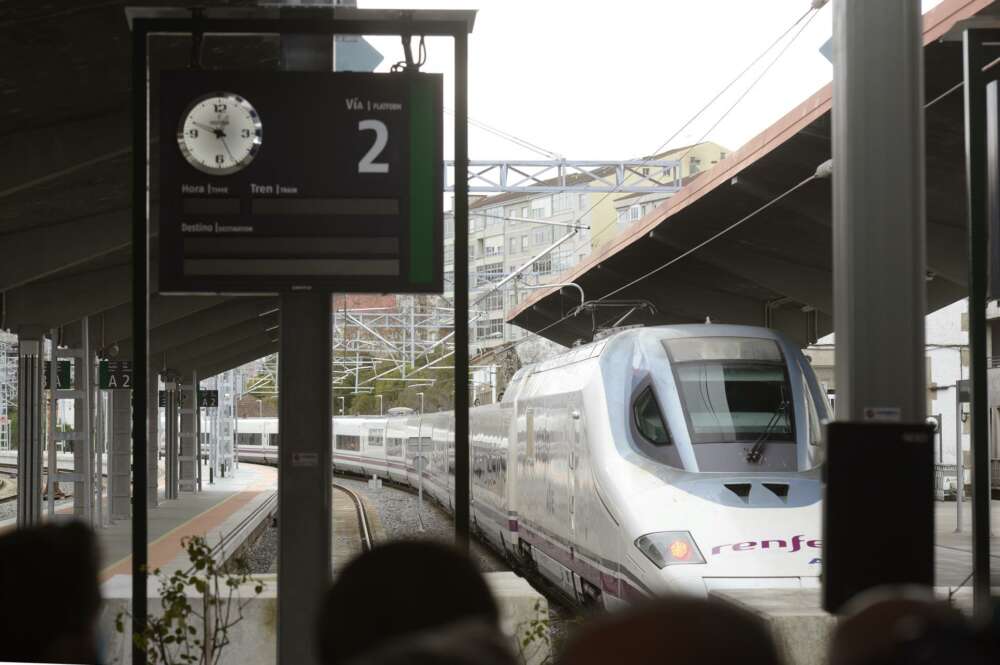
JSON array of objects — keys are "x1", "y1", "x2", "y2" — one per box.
[{"x1": 177, "y1": 92, "x2": 262, "y2": 175}]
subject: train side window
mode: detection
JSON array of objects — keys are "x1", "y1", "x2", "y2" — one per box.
[{"x1": 634, "y1": 387, "x2": 671, "y2": 445}]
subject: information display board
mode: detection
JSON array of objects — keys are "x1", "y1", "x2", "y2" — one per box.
[
  {"x1": 158, "y1": 70, "x2": 443, "y2": 294},
  {"x1": 158, "y1": 389, "x2": 218, "y2": 407},
  {"x1": 99, "y1": 360, "x2": 133, "y2": 390},
  {"x1": 44, "y1": 360, "x2": 72, "y2": 390},
  {"x1": 198, "y1": 390, "x2": 219, "y2": 408}
]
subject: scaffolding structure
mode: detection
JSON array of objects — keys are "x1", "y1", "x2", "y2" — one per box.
[{"x1": 0, "y1": 332, "x2": 16, "y2": 450}]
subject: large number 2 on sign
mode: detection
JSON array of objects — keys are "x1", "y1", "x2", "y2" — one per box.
[{"x1": 358, "y1": 119, "x2": 389, "y2": 174}]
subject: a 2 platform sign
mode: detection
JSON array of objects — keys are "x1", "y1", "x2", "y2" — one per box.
[
  {"x1": 158, "y1": 70, "x2": 443, "y2": 294},
  {"x1": 157, "y1": 389, "x2": 219, "y2": 408},
  {"x1": 99, "y1": 360, "x2": 133, "y2": 390}
]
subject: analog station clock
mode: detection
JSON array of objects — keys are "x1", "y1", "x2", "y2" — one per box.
[{"x1": 177, "y1": 92, "x2": 262, "y2": 175}]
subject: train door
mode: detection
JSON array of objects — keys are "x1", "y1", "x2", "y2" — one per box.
[{"x1": 569, "y1": 406, "x2": 580, "y2": 536}]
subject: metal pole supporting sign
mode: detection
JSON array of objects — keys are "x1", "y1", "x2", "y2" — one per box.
[{"x1": 127, "y1": 7, "x2": 475, "y2": 665}]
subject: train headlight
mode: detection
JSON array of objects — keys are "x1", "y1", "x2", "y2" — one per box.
[{"x1": 635, "y1": 531, "x2": 706, "y2": 568}]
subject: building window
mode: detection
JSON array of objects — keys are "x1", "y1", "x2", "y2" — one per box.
[
  {"x1": 530, "y1": 196, "x2": 552, "y2": 219},
  {"x1": 689, "y1": 156, "x2": 701, "y2": 174},
  {"x1": 487, "y1": 206, "x2": 503, "y2": 226},
  {"x1": 509, "y1": 237, "x2": 518, "y2": 254},
  {"x1": 618, "y1": 204, "x2": 643, "y2": 226},
  {"x1": 476, "y1": 262, "x2": 503, "y2": 286},
  {"x1": 521, "y1": 235, "x2": 529, "y2": 251},
  {"x1": 532, "y1": 256, "x2": 552, "y2": 276},
  {"x1": 553, "y1": 192, "x2": 574, "y2": 212},
  {"x1": 477, "y1": 318, "x2": 504, "y2": 340},
  {"x1": 481, "y1": 290, "x2": 503, "y2": 312}
]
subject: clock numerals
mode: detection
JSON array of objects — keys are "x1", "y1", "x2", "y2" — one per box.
[{"x1": 177, "y1": 92, "x2": 262, "y2": 176}]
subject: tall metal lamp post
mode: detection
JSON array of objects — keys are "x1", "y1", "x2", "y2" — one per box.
[{"x1": 417, "y1": 391, "x2": 425, "y2": 415}]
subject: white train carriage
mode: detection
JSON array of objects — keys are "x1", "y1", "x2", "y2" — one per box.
[
  {"x1": 236, "y1": 324, "x2": 830, "y2": 607},
  {"x1": 235, "y1": 416, "x2": 279, "y2": 465}
]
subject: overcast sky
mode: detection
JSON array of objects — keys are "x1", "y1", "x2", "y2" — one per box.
[{"x1": 361, "y1": 0, "x2": 943, "y2": 163}]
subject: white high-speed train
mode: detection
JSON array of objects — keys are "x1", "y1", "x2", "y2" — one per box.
[{"x1": 237, "y1": 324, "x2": 830, "y2": 606}]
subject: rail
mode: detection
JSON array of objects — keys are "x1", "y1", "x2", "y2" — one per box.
[
  {"x1": 185, "y1": 489, "x2": 278, "y2": 574},
  {"x1": 333, "y1": 483, "x2": 374, "y2": 552}
]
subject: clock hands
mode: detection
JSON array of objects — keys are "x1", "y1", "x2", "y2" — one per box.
[
  {"x1": 192, "y1": 121, "x2": 226, "y2": 139},
  {"x1": 220, "y1": 136, "x2": 237, "y2": 164}
]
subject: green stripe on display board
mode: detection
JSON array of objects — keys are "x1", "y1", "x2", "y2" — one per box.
[{"x1": 409, "y1": 77, "x2": 434, "y2": 284}]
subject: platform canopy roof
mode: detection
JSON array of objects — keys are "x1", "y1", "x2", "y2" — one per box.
[{"x1": 508, "y1": 0, "x2": 999, "y2": 348}]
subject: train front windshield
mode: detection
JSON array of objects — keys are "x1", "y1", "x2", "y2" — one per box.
[{"x1": 663, "y1": 337, "x2": 794, "y2": 445}]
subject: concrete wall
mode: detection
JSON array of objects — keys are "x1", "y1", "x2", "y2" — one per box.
[{"x1": 100, "y1": 572, "x2": 550, "y2": 665}]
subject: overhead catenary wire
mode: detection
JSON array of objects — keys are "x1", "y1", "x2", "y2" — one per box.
[
  {"x1": 491, "y1": 171, "x2": 822, "y2": 356},
  {"x1": 465, "y1": 2, "x2": 824, "y2": 308},
  {"x1": 446, "y1": 108, "x2": 564, "y2": 160},
  {"x1": 564, "y1": 3, "x2": 822, "y2": 257},
  {"x1": 505, "y1": 28, "x2": 967, "y2": 353}
]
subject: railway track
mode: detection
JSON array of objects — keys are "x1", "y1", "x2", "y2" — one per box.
[{"x1": 334, "y1": 482, "x2": 374, "y2": 552}]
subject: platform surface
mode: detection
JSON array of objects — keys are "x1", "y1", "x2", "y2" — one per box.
[
  {"x1": 99, "y1": 462, "x2": 277, "y2": 578},
  {"x1": 933, "y1": 498, "x2": 1000, "y2": 585}
]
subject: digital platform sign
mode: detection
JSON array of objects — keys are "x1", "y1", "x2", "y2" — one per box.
[{"x1": 158, "y1": 70, "x2": 443, "y2": 294}]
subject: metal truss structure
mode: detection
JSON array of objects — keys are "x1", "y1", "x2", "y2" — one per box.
[
  {"x1": 332, "y1": 298, "x2": 456, "y2": 391},
  {"x1": 228, "y1": 298, "x2": 460, "y2": 398},
  {"x1": 0, "y1": 332, "x2": 16, "y2": 450},
  {"x1": 445, "y1": 159, "x2": 685, "y2": 193}
]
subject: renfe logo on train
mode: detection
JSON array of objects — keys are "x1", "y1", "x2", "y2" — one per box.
[{"x1": 711, "y1": 535, "x2": 821, "y2": 556}]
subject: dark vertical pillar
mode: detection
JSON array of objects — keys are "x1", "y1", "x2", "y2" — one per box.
[
  {"x1": 130, "y1": 19, "x2": 150, "y2": 665},
  {"x1": 164, "y1": 375, "x2": 179, "y2": 500},
  {"x1": 962, "y1": 29, "x2": 993, "y2": 614},
  {"x1": 278, "y1": 31, "x2": 334, "y2": 665},
  {"x1": 277, "y1": 293, "x2": 332, "y2": 665},
  {"x1": 453, "y1": 30, "x2": 470, "y2": 551},
  {"x1": 179, "y1": 372, "x2": 197, "y2": 492},
  {"x1": 832, "y1": 0, "x2": 926, "y2": 423},
  {"x1": 16, "y1": 336, "x2": 43, "y2": 527}
]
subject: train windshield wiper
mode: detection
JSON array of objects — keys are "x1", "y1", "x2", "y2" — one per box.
[{"x1": 745, "y1": 390, "x2": 788, "y2": 464}]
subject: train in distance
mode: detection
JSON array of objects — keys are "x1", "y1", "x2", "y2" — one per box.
[{"x1": 237, "y1": 324, "x2": 829, "y2": 606}]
